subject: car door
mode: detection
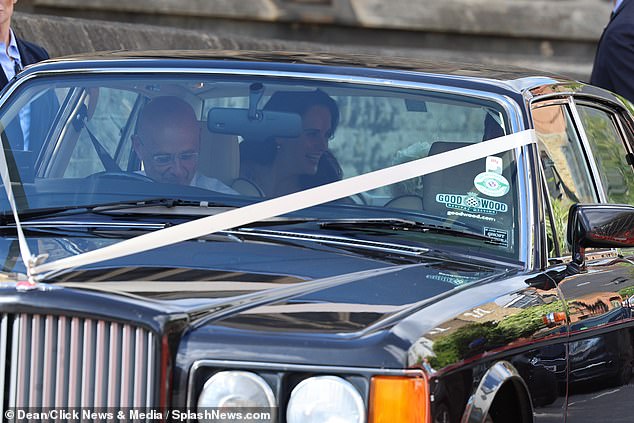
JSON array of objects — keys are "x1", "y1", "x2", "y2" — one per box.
[{"x1": 534, "y1": 96, "x2": 634, "y2": 421}]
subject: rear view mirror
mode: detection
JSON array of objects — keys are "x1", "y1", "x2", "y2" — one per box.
[
  {"x1": 567, "y1": 203, "x2": 634, "y2": 265},
  {"x1": 207, "y1": 107, "x2": 302, "y2": 141}
]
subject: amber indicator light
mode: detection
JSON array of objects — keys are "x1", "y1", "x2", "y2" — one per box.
[
  {"x1": 369, "y1": 375, "x2": 429, "y2": 423},
  {"x1": 542, "y1": 311, "x2": 566, "y2": 325}
]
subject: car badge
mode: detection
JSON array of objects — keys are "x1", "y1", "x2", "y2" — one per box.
[
  {"x1": 15, "y1": 254, "x2": 56, "y2": 291},
  {"x1": 16, "y1": 279, "x2": 39, "y2": 291},
  {"x1": 15, "y1": 279, "x2": 59, "y2": 292}
]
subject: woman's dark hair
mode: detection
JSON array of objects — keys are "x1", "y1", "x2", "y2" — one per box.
[{"x1": 240, "y1": 89, "x2": 340, "y2": 165}]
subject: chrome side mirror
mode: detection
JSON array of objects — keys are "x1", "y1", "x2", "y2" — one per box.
[{"x1": 567, "y1": 204, "x2": 634, "y2": 266}]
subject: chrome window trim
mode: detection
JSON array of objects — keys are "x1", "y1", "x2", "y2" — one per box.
[
  {"x1": 574, "y1": 96, "x2": 634, "y2": 157},
  {"x1": 568, "y1": 99, "x2": 634, "y2": 262},
  {"x1": 528, "y1": 96, "x2": 578, "y2": 268},
  {"x1": 516, "y1": 141, "x2": 535, "y2": 269},
  {"x1": 0, "y1": 315, "x2": 7, "y2": 420},
  {"x1": 567, "y1": 96, "x2": 608, "y2": 203},
  {"x1": 186, "y1": 359, "x2": 426, "y2": 410},
  {"x1": 530, "y1": 96, "x2": 628, "y2": 264},
  {"x1": 8, "y1": 66, "x2": 525, "y2": 133}
]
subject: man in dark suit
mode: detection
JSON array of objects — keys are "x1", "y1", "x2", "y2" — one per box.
[
  {"x1": 590, "y1": 0, "x2": 634, "y2": 103},
  {"x1": 0, "y1": 0, "x2": 50, "y2": 88},
  {"x1": 0, "y1": 0, "x2": 55, "y2": 179},
  {"x1": 2, "y1": 36, "x2": 54, "y2": 155},
  {"x1": 0, "y1": 37, "x2": 49, "y2": 88}
]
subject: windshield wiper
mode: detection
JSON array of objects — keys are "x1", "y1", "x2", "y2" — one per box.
[
  {"x1": 318, "y1": 218, "x2": 504, "y2": 245},
  {"x1": 2, "y1": 198, "x2": 234, "y2": 222}
]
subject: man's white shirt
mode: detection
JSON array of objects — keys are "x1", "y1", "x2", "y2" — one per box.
[
  {"x1": 190, "y1": 172, "x2": 237, "y2": 194},
  {"x1": 614, "y1": 0, "x2": 624, "y2": 13},
  {"x1": 136, "y1": 170, "x2": 237, "y2": 194}
]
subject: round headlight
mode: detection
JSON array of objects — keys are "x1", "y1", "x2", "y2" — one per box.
[
  {"x1": 286, "y1": 376, "x2": 365, "y2": 423},
  {"x1": 197, "y1": 371, "x2": 276, "y2": 421}
]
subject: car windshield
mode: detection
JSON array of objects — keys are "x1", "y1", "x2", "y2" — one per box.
[{"x1": 0, "y1": 73, "x2": 523, "y2": 261}]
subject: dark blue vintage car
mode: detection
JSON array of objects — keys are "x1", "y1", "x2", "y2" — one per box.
[{"x1": 0, "y1": 50, "x2": 633, "y2": 423}]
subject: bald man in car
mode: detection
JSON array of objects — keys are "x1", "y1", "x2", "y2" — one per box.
[{"x1": 133, "y1": 96, "x2": 236, "y2": 194}]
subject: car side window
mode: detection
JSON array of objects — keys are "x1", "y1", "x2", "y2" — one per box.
[
  {"x1": 63, "y1": 88, "x2": 137, "y2": 178},
  {"x1": 576, "y1": 104, "x2": 634, "y2": 204},
  {"x1": 532, "y1": 103, "x2": 598, "y2": 257}
]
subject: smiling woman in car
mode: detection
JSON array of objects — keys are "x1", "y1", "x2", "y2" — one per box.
[{"x1": 239, "y1": 89, "x2": 342, "y2": 197}]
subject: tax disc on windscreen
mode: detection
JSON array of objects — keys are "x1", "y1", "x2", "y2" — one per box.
[{"x1": 474, "y1": 171, "x2": 510, "y2": 197}]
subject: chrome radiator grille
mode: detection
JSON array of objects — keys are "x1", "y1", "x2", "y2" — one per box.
[{"x1": 2, "y1": 313, "x2": 156, "y2": 410}]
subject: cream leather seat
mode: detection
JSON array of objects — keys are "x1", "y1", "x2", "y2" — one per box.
[{"x1": 198, "y1": 122, "x2": 263, "y2": 196}]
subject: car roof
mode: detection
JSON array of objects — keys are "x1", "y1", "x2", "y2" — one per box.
[{"x1": 27, "y1": 49, "x2": 569, "y2": 95}]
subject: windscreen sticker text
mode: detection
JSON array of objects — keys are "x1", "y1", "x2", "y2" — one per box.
[
  {"x1": 446, "y1": 210, "x2": 496, "y2": 222},
  {"x1": 436, "y1": 193, "x2": 508, "y2": 215},
  {"x1": 484, "y1": 227, "x2": 509, "y2": 247},
  {"x1": 486, "y1": 156, "x2": 503, "y2": 174}
]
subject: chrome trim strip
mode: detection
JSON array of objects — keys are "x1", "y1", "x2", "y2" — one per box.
[
  {"x1": 528, "y1": 97, "x2": 570, "y2": 264},
  {"x1": 146, "y1": 332, "x2": 155, "y2": 407},
  {"x1": 94, "y1": 320, "x2": 107, "y2": 407},
  {"x1": 29, "y1": 315, "x2": 43, "y2": 406},
  {"x1": 120, "y1": 324, "x2": 133, "y2": 407},
  {"x1": 55, "y1": 316, "x2": 69, "y2": 407},
  {"x1": 11, "y1": 66, "x2": 528, "y2": 113},
  {"x1": 107, "y1": 322, "x2": 121, "y2": 407},
  {"x1": 134, "y1": 327, "x2": 146, "y2": 408},
  {"x1": 190, "y1": 359, "x2": 425, "y2": 375},
  {"x1": 9, "y1": 315, "x2": 20, "y2": 409},
  {"x1": 187, "y1": 359, "x2": 425, "y2": 410},
  {"x1": 68, "y1": 317, "x2": 81, "y2": 407},
  {"x1": 0, "y1": 314, "x2": 7, "y2": 418},
  {"x1": 567, "y1": 96, "x2": 608, "y2": 202},
  {"x1": 42, "y1": 315, "x2": 55, "y2": 407},
  {"x1": 517, "y1": 142, "x2": 535, "y2": 268},
  {"x1": 16, "y1": 314, "x2": 29, "y2": 407},
  {"x1": 81, "y1": 319, "x2": 95, "y2": 407}
]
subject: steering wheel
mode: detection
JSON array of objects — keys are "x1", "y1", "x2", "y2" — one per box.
[{"x1": 85, "y1": 171, "x2": 154, "y2": 183}]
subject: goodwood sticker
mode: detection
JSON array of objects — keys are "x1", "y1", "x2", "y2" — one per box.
[
  {"x1": 436, "y1": 192, "x2": 508, "y2": 215},
  {"x1": 473, "y1": 171, "x2": 510, "y2": 197}
]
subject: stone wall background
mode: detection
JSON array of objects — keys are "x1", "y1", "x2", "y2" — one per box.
[{"x1": 13, "y1": 0, "x2": 613, "y2": 81}]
